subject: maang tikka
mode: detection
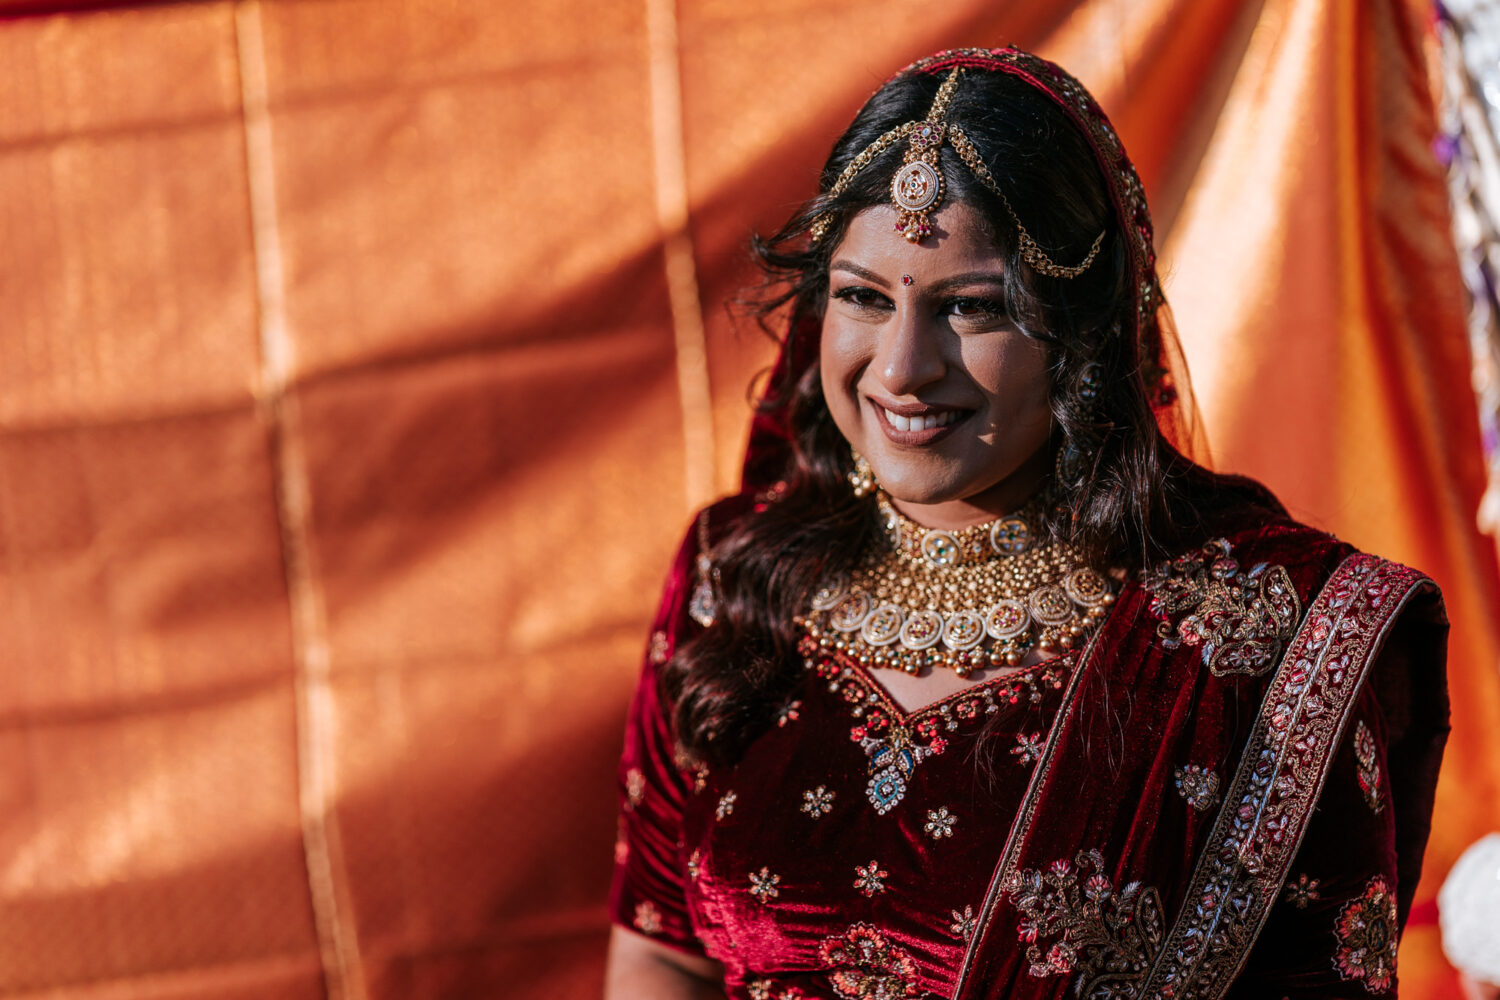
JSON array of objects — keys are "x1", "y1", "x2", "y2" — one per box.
[{"x1": 810, "y1": 67, "x2": 1105, "y2": 280}]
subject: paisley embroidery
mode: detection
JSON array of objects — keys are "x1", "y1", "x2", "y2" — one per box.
[
  {"x1": 1143, "y1": 538, "x2": 1302, "y2": 676},
  {"x1": 924, "y1": 806, "x2": 956, "y2": 839},
  {"x1": 749, "y1": 866, "x2": 782, "y2": 903},
  {"x1": 1173, "y1": 764, "x2": 1220, "y2": 812},
  {"x1": 1002, "y1": 848, "x2": 1164, "y2": 996},
  {"x1": 1353, "y1": 720, "x2": 1383, "y2": 814},
  {"x1": 633, "y1": 900, "x2": 662, "y2": 934},
  {"x1": 1334, "y1": 876, "x2": 1398, "y2": 993},
  {"x1": 1283, "y1": 873, "x2": 1321, "y2": 909},
  {"x1": 818, "y1": 924, "x2": 929, "y2": 999}
]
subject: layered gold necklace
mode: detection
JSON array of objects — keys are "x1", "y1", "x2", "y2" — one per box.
[{"x1": 798, "y1": 493, "x2": 1115, "y2": 678}]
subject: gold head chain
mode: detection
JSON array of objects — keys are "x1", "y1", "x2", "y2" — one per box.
[{"x1": 809, "y1": 67, "x2": 1105, "y2": 279}]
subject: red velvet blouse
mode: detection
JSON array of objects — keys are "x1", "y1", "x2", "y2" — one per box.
[{"x1": 610, "y1": 511, "x2": 1448, "y2": 1000}]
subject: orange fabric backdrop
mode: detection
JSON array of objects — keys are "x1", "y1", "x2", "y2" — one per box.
[{"x1": 0, "y1": 1, "x2": 1493, "y2": 998}]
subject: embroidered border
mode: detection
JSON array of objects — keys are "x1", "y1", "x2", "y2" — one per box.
[
  {"x1": 952, "y1": 618, "x2": 1109, "y2": 994},
  {"x1": 1136, "y1": 555, "x2": 1429, "y2": 999}
]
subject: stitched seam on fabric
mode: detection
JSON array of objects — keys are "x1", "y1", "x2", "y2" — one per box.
[
  {"x1": 645, "y1": 0, "x2": 716, "y2": 512},
  {"x1": 234, "y1": 5, "x2": 365, "y2": 998},
  {"x1": 950, "y1": 605, "x2": 1112, "y2": 997}
]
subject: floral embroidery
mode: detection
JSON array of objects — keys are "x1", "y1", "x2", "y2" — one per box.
[
  {"x1": 854, "y1": 861, "x2": 889, "y2": 897},
  {"x1": 747, "y1": 982, "x2": 773, "y2": 1000},
  {"x1": 1002, "y1": 849, "x2": 1164, "y2": 992},
  {"x1": 1142, "y1": 538, "x2": 1302, "y2": 677},
  {"x1": 1283, "y1": 873, "x2": 1321, "y2": 909},
  {"x1": 716, "y1": 790, "x2": 737, "y2": 820},
  {"x1": 1011, "y1": 732, "x2": 1044, "y2": 766},
  {"x1": 614, "y1": 816, "x2": 629, "y2": 864},
  {"x1": 1136, "y1": 556, "x2": 1425, "y2": 998},
  {"x1": 633, "y1": 900, "x2": 662, "y2": 934},
  {"x1": 804, "y1": 650, "x2": 1072, "y2": 814},
  {"x1": 1353, "y1": 720, "x2": 1383, "y2": 814},
  {"x1": 1334, "y1": 876, "x2": 1398, "y2": 993},
  {"x1": 1174, "y1": 764, "x2": 1220, "y2": 812},
  {"x1": 649, "y1": 630, "x2": 670, "y2": 665},
  {"x1": 818, "y1": 924, "x2": 927, "y2": 999},
  {"x1": 802, "y1": 785, "x2": 835, "y2": 818},
  {"x1": 777, "y1": 698, "x2": 804, "y2": 727},
  {"x1": 691, "y1": 763, "x2": 709, "y2": 793},
  {"x1": 950, "y1": 905, "x2": 976, "y2": 942},
  {"x1": 625, "y1": 767, "x2": 645, "y2": 809},
  {"x1": 855, "y1": 720, "x2": 944, "y2": 815},
  {"x1": 749, "y1": 866, "x2": 782, "y2": 903},
  {"x1": 925, "y1": 806, "x2": 956, "y2": 839},
  {"x1": 687, "y1": 849, "x2": 703, "y2": 880}
]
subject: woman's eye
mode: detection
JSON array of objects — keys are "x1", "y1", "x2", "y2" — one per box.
[
  {"x1": 832, "y1": 286, "x2": 891, "y2": 311},
  {"x1": 945, "y1": 297, "x2": 1007, "y2": 321}
]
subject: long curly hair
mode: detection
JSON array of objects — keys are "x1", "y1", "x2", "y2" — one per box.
[{"x1": 662, "y1": 66, "x2": 1277, "y2": 767}]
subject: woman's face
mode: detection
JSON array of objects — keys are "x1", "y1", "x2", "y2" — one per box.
[{"x1": 820, "y1": 202, "x2": 1053, "y2": 529}]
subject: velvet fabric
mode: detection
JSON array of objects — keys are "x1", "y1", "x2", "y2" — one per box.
[{"x1": 611, "y1": 507, "x2": 1448, "y2": 999}]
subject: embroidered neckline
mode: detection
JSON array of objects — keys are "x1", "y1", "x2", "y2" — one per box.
[{"x1": 806, "y1": 646, "x2": 1076, "y2": 815}]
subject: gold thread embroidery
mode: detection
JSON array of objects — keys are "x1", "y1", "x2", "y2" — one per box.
[
  {"x1": 1002, "y1": 849, "x2": 1165, "y2": 995},
  {"x1": 1143, "y1": 538, "x2": 1302, "y2": 677},
  {"x1": 818, "y1": 924, "x2": 932, "y2": 999},
  {"x1": 1353, "y1": 720, "x2": 1384, "y2": 814},
  {"x1": 1173, "y1": 764, "x2": 1221, "y2": 812},
  {"x1": 1334, "y1": 876, "x2": 1398, "y2": 993}
]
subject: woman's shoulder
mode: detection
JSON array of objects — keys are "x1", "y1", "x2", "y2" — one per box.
[{"x1": 1168, "y1": 469, "x2": 1430, "y2": 595}]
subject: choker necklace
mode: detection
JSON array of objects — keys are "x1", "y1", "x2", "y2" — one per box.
[{"x1": 797, "y1": 493, "x2": 1115, "y2": 678}]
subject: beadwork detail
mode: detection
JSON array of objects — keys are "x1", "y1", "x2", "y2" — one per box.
[
  {"x1": 1002, "y1": 849, "x2": 1165, "y2": 991},
  {"x1": 950, "y1": 905, "x2": 977, "y2": 942},
  {"x1": 810, "y1": 654, "x2": 1072, "y2": 814},
  {"x1": 749, "y1": 866, "x2": 782, "y2": 903},
  {"x1": 715, "y1": 790, "x2": 737, "y2": 820},
  {"x1": 1283, "y1": 873, "x2": 1321, "y2": 909},
  {"x1": 802, "y1": 785, "x2": 836, "y2": 819},
  {"x1": 1353, "y1": 720, "x2": 1384, "y2": 814},
  {"x1": 633, "y1": 900, "x2": 662, "y2": 934},
  {"x1": 818, "y1": 924, "x2": 928, "y2": 999},
  {"x1": 1143, "y1": 538, "x2": 1302, "y2": 677},
  {"x1": 1334, "y1": 876, "x2": 1398, "y2": 993},
  {"x1": 854, "y1": 860, "x2": 889, "y2": 897},
  {"x1": 800, "y1": 493, "x2": 1114, "y2": 678},
  {"x1": 1173, "y1": 764, "x2": 1221, "y2": 813},
  {"x1": 924, "y1": 807, "x2": 956, "y2": 839}
]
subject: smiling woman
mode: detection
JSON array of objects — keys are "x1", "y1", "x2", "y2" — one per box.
[{"x1": 604, "y1": 48, "x2": 1450, "y2": 1000}]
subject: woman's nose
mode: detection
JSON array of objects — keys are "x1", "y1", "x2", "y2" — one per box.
[{"x1": 871, "y1": 309, "x2": 945, "y2": 395}]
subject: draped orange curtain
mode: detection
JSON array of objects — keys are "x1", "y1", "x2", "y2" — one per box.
[{"x1": 0, "y1": 1, "x2": 1493, "y2": 998}]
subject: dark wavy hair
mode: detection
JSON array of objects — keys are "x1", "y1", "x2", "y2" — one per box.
[{"x1": 662, "y1": 68, "x2": 1277, "y2": 767}]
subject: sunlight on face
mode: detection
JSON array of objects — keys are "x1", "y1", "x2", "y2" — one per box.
[{"x1": 820, "y1": 203, "x2": 1053, "y2": 529}]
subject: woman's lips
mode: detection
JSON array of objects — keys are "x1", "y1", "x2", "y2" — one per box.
[{"x1": 869, "y1": 400, "x2": 969, "y2": 445}]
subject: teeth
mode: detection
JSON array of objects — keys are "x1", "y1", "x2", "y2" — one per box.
[{"x1": 883, "y1": 408, "x2": 959, "y2": 432}]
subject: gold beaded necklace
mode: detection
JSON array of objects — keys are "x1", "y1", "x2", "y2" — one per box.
[{"x1": 797, "y1": 493, "x2": 1115, "y2": 678}]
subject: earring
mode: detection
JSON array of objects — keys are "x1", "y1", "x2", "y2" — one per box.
[
  {"x1": 848, "y1": 450, "x2": 877, "y2": 498},
  {"x1": 1056, "y1": 362, "x2": 1104, "y2": 488}
]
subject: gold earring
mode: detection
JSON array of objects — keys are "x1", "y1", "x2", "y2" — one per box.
[{"x1": 848, "y1": 450, "x2": 877, "y2": 498}]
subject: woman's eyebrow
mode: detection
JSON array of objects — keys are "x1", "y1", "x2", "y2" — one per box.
[
  {"x1": 829, "y1": 260, "x2": 891, "y2": 287},
  {"x1": 927, "y1": 271, "x2": 1008, "y2": 293}
]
